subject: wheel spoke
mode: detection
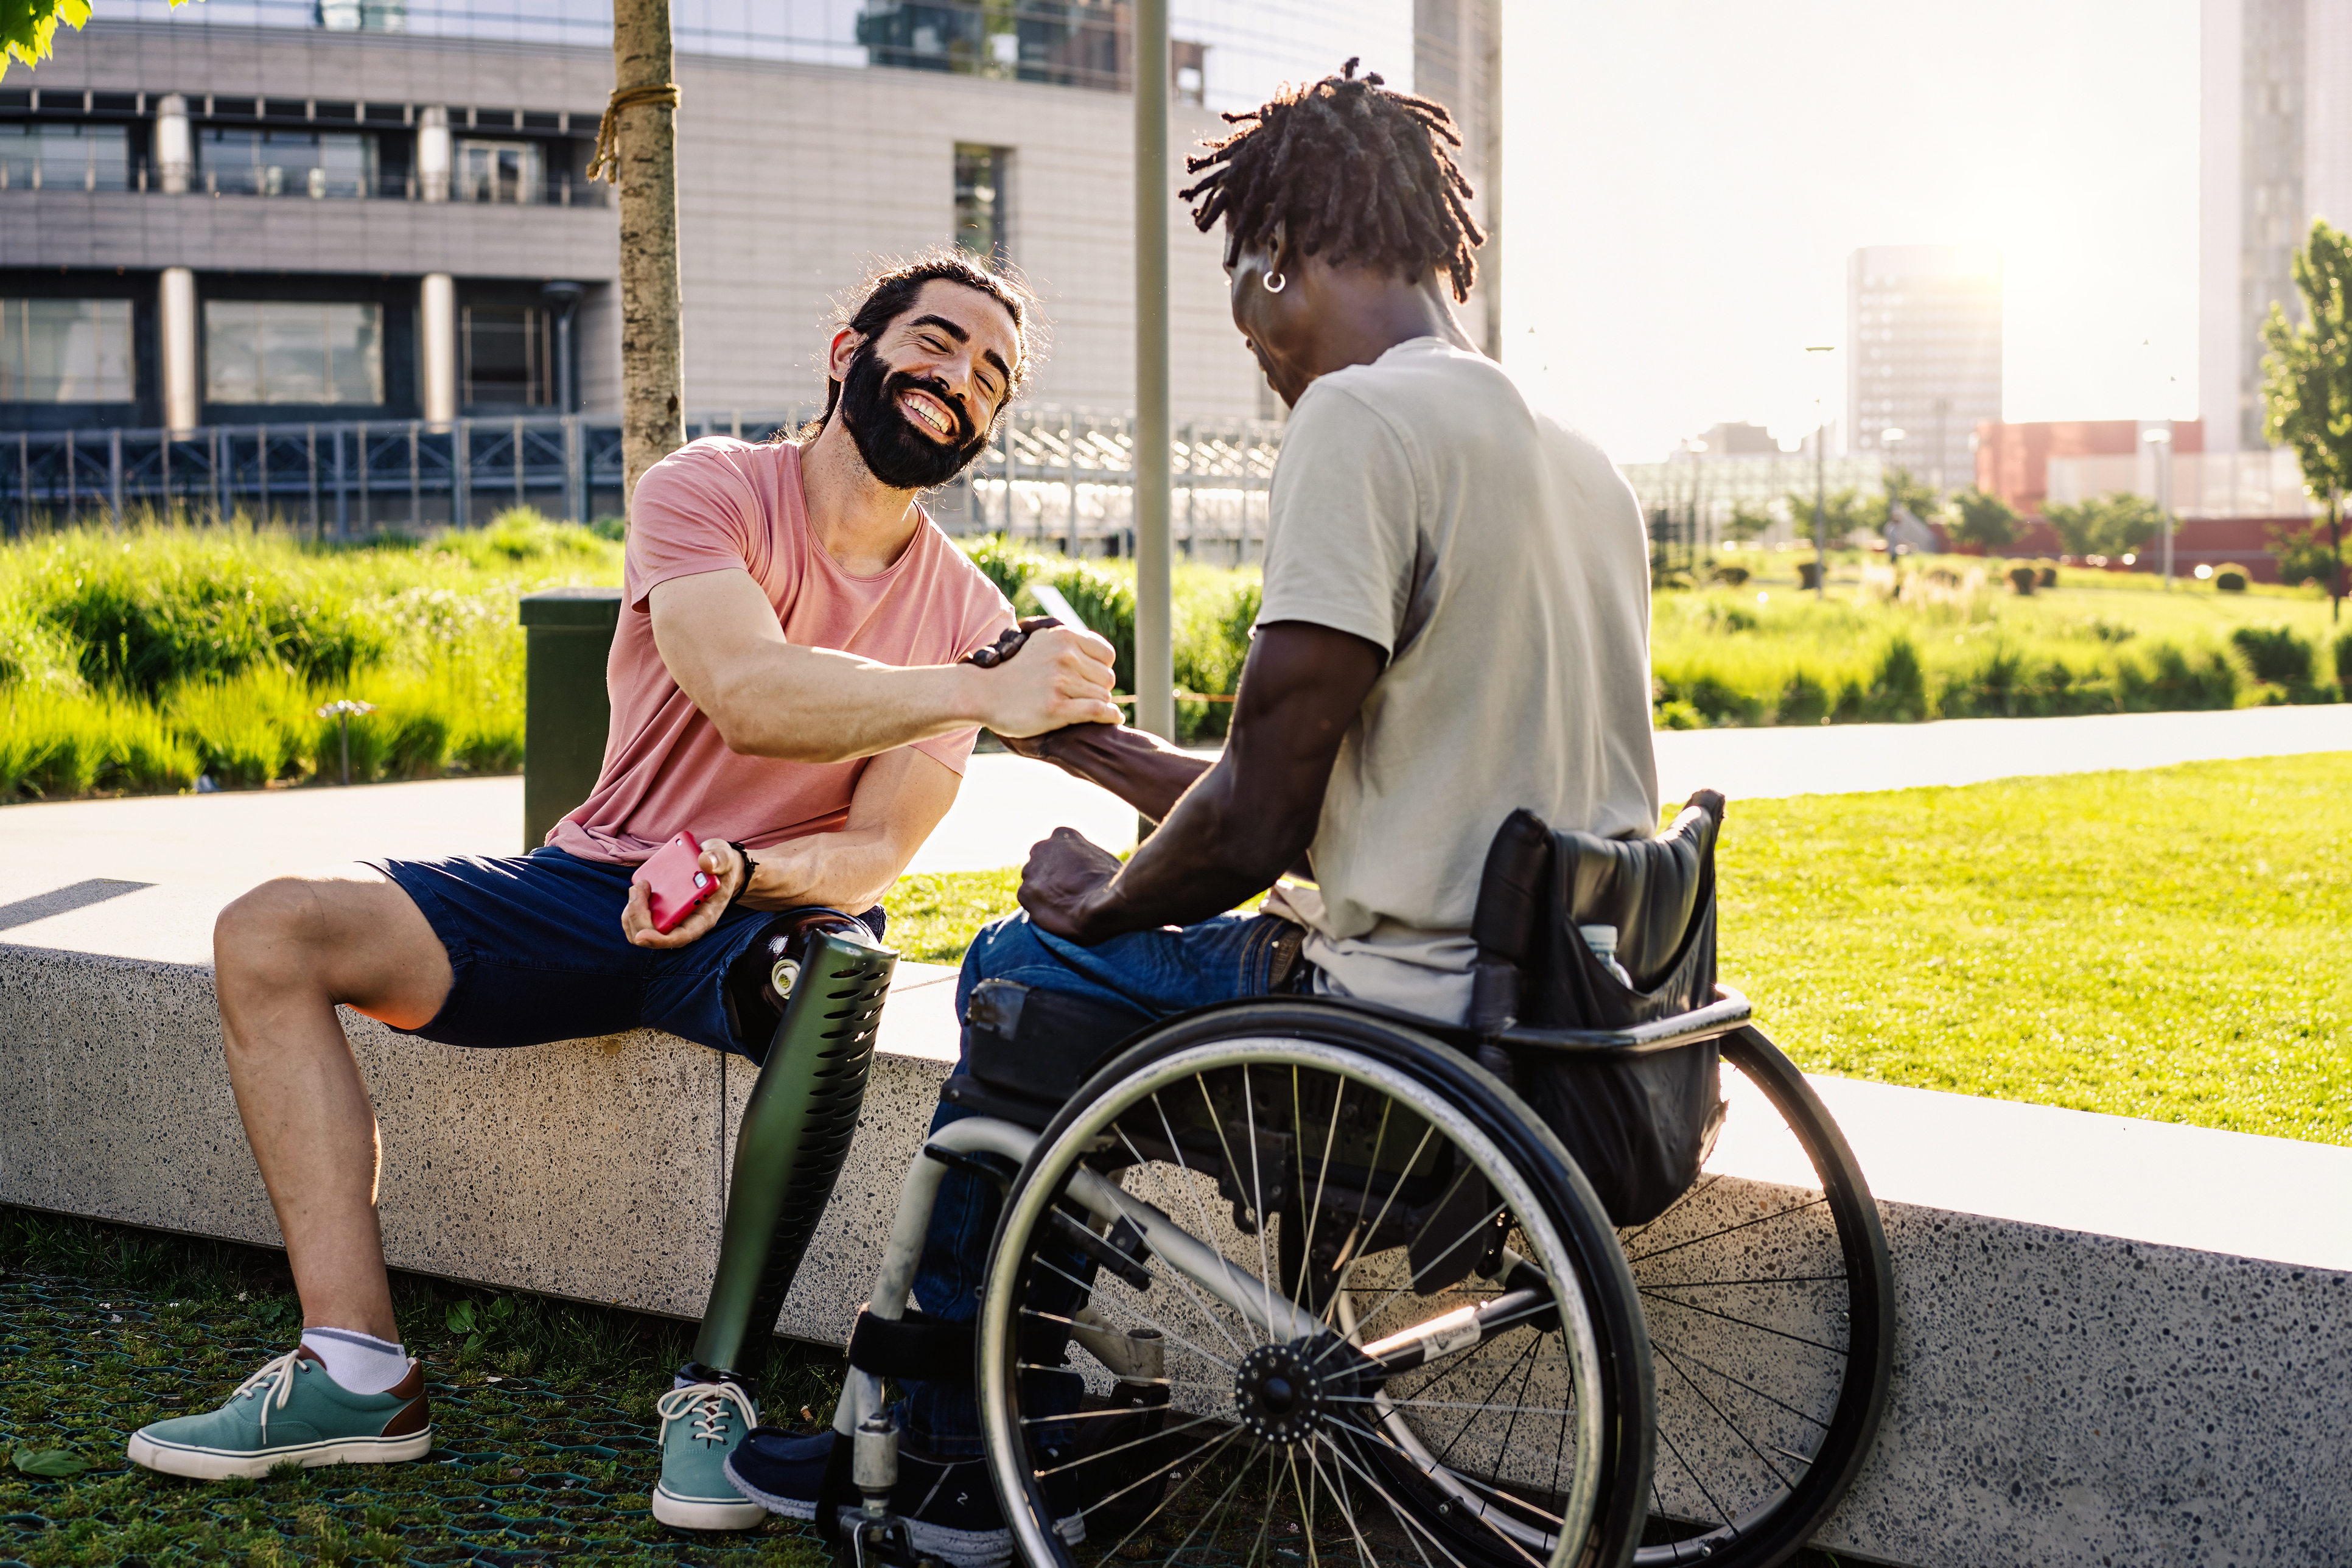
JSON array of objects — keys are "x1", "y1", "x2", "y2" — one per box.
[
  {"x1": 1022, "y1": 1253, "x2": 1241, "y2": 1376},
  {"x1": 1624, "y1": 1195, "x2": 1830, "y2": 1267},
  {"x1": 1119, "y1": 1120, "x2": 1255, "y2": 1364},
  {"x1": 1653, "y1": 1332, "x2": 1797, "y2": 1495},
  {"x1": 1640, "y1": 1339, "x2": 1833, "y2": 1433},
  {"x1": 1639, "y1": 1289, "x2": 1851, "y2": 1356},
  {"x1": 1240, "y1": 1065, "x2": 1279, "y2": 1359}
]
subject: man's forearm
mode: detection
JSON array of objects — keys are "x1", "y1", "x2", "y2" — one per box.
[
  {"x1": 1036, "y1": 723, "x2": 1214, "y2": 822},
  {"x1": 710, "y1": 647, "x2": 989, "y2": 766},
  {"x1": 741, "y1": 830, "x2": 911, "y2": 916},
  {"x1": 1065, "y1": 761, "x2": 1304, "y2": 942}
]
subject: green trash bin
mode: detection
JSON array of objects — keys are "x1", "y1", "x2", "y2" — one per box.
[{"x1": 520, "y1": 586, "x2": 623, "y2": 851}]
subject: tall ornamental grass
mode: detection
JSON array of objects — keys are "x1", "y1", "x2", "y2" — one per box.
[{"x1": 0, "y1": 510, "x2": 615, "y2": 802}]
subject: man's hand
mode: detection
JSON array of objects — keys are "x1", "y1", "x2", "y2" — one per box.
[
  {"x1": 976, "y1": 624, "x2": 1122, "y2": 738},
  {"x1": 622, "y1": 841, "x2": 750, "y2": 950},
  {"x1": 1017, "y1": 827, "x2": 1124, "y2": 941}
]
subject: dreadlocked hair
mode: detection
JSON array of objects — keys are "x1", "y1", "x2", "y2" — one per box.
[
  {"x1": 1179, "y1": 57, "x2": 1484, "y2": 302},
  {"x1": 795, "y1": 247, "x2": 1038, "y2": 440}
]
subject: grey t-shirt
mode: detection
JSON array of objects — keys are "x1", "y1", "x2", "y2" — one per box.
[{"x1": 1257, "y1": 336, "x2": 1660, "y2": 1021}]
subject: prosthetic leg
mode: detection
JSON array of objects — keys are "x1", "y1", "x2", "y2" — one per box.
[{"x1": 682, "y1": 910, "x2": 897, "y2": 1388}]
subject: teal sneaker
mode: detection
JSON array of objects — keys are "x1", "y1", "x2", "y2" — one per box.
[
  {"x1": 654, "y1": 1374, "x2": 766, "y2": 1530},
  {"x1": 126, "y1": 1348, "x2": 430, "y2": 1479}
]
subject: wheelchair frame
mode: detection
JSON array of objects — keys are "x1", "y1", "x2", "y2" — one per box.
[{"x1": 807, "y1": 978, "x2": 1891, "y2": 1568}]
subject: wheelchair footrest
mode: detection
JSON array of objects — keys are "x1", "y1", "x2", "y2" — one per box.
[{"x1": 847, "y1": 1309, "x2": 976, "y2": 1387}]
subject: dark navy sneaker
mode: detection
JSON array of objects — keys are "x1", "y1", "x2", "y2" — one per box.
[{"x1": 724, "y1": 1426, "x2": 1082, "y2": 1567}]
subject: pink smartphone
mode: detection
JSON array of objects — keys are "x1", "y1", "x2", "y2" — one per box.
[{"x1": 632, "y1": 831, "x2": 718, "y2": 933}]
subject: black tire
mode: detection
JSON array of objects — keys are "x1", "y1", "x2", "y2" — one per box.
[
  {"x1": 975, "y1": 1001, "x2": 1655, "y2": 1568},
  {"x1": 1629, "y1": 1026, "x2": 1894, "y2": 1568}
]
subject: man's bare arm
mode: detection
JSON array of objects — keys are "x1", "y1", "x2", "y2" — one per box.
[
  {"x1": 1001, "y1": 722, "x2": 1213, "y2": 822},
  {"x1": 621, "y1": 746, "x2": 959, "y2": 948},
  {"x1": 650, "y1": 569, "x2": 1120, "y2": 765}
]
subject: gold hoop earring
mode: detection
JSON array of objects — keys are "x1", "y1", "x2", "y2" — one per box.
[{"x1": 1263, "y1": 271, "x2": 1287, "y2": 294}]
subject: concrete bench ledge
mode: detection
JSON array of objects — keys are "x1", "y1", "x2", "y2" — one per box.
[{"x1": 2, "y1": 901, "x2": 2346, "y2": 1568}]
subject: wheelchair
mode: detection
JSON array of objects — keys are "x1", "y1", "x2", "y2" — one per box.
[{"x1": 768, "y1": 795, "x2": 1893, "y2": 1568}]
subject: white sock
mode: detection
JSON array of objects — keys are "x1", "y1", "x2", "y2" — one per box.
[{"x1": 301, "y1": 1328, "x2": 411, "y2": 1395}]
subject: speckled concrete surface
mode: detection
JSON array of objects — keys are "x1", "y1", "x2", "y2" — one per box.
[{"x1": 4, "y1": 940, "x2": 2348, "y2": 1567}]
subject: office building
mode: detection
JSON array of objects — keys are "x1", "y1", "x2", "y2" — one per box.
[
  {"x1": 2199, "y1": 0, "x2": 2352, "y2": 452},
  {"x1": 1845, "y1": 244, "x2": 2003, "y2": 492},
  {"x1": 1, "y1": 0, "x2": 1494, "y2": 457}
]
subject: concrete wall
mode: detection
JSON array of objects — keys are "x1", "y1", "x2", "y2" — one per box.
[
  {"x1": 4, "y1": 919, "x2": 2347, "y2": 1566},
  {"x1": 19, "y1": 21, "x2": 1267, "y2": 424}
]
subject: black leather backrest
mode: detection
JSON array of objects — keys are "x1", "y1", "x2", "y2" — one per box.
[{"x1": 1557, "y1": 802, "x2": 1720, "y2": 990}]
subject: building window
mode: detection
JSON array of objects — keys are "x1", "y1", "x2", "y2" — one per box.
[
  {"x1": 457, "y1": 139, "x2": 543, "y2": 204},
  {"x1": 859, "y1": 1, "x2": 1129, "y2": 93},
  {"x1": 954, "y1": 144, "x2": 1007, "y2": 262},
  {"x1": 200, "y1": 127, "x2": 378, "y2": 198},
  {"x1": 462, "y1": 305, "x2": 553, "y2": 406},
  {"x1": 317, "y1": 0, "x2": 409, "y2": 29},
  {"x1": 0, "y1": 298, "x2": 136, "y2": 401},
  {"x1": 204, "y1": 300, "x2": 384, "y2": 405},
  {"x1": 0, "y1": 122, "x2": 131, "y2": 192}
]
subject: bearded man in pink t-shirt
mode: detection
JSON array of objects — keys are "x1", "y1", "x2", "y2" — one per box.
[{"x1": 131, "y1": 253, "x2": 1121, "y2": 1528}]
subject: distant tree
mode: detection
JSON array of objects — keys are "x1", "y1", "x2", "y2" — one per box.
[
  {"x1": 1860, "y1": 465, "x2": 1942, "y2": 534},
  {"x1": 2262, "y1": 217, "x2": 2352, "y2": 621},
  {"x1": 1723, "y1": 503, "x2": 1777, "y2": 544},
  {"x1": 2271, "y1": 520, "x2": 2343, "y2": 589},
  {"x1": 2045, "y1": 492, "x2": 2164, "y2": 559},
  {"x1": 1948, "y1": 488, "x2": 2023, "y2": 551},
  {"x1": 1783, "y1": 486, "x2": 1869, "y2": 544}
]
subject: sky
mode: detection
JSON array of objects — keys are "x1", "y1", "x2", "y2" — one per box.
[{"x1": 1497, "y1": 1, "x2": 2203, "y2": 463}]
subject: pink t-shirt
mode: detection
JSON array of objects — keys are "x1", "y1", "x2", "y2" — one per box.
[{"x1": 547, "y1": 437, "x2": 1014, "y2": 864}]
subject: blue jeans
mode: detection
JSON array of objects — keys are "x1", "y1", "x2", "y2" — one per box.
[{"x1": 901, "y1": 908, "x2": 1303, "y2": 1455}]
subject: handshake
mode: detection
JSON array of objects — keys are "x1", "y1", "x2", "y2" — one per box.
[{"x1": 961, "y1": 598, "x2": 1122, "y2": 743}]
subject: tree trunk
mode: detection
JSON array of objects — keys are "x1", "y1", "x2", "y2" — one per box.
[{"x1": 611, "y1": 0, "x2": 684, "y2": 517}]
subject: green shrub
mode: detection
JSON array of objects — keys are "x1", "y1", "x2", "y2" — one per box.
[
  {"x1": 1712, "y1": 564, "x2": 1751, "y2": 587},
  {"x1": 1774, "y1": 668, "x2": 1830, "y2": 725},
  {"x1": 2007, "y1": 565, "x2": 2037, "y2": 596},
  {"x1": 2117, "y1": 641, "x2": 2240, "y2": 711},
  {"x1": 0, "y1": 685, "x2": 200, "y2": 800},
  {"x1": 1657, "y1": 671, "x2": 1762, "y2": 726},
  {"x1": 2230, "y1": 625, "x2": 2315, "y2": 686},
  {"x1": 1850, "y1": 634, "x2": 1928, "y2": 721},
  {"x1": 2213, "y1": 563, "x2": 2250, "y2": 592},
  {"x1": 2035, "y1": 565, "x2": 2057, "y2": 589},
  {"x1": 13, "y1": 530, "x2": 387, "y2": 697},
  {"x1": 2337, "y1": 629, "x2": 2352, "y2": 690}
]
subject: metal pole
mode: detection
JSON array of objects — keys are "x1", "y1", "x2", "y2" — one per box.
[
  {"x1": 212, "y1": 426, "x2": 226, "y2": 524},
  {"x1": 514, "y1": 416, "x2": 525, "y2": 508},
  {"x1": 356, "y1": 420, "x2": 370, "y2": 534},
  {"x1": 258, "y1": 424, "x2": 270, "y2": 528},
  {"x1": 109, "y1": 426, "x2": 122, "y2": 525},
  {"x1": 1133, "y1": 0, "x2": 1174, "y2": 741},
  {"x1": 332, "y1": 425, "x2": 349, "y2": 537},
  {"x1": 15, "y1": 432, "x2": 27, "y2": 536},
  {"x1": 307, "y1": 424, "x2": 320, "y2": 541},
  {"x1": 564, "y1": 412, "x2": 581, "y2": 523},
  {"x1": 65, "y1": 430, "x2": 75, "y2": 522},
  {"x1": 1064, "y1": 413, "x2": 1078, "y2": 555},
  {"x1": 409, "y1": 421, "x2": 421, "y2": 527},
  {"x1": 1003, "y1": 412, "x2": 1017, "y2": 534},
  {"x1": 455, "y1": 417, "x2": 471, "y2": 526}
]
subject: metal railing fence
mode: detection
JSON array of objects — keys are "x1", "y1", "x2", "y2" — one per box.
[{"x1": 3, "y1": 405, "x2": 1290, "y2": 556}]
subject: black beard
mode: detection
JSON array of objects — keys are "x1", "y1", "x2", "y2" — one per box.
[{"x1": 836, "y1": 343, "x2": 987, "y2": 490}]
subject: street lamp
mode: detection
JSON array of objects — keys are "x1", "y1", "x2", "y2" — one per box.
[
  {"x1": 1806, "y1": 345, "x2": 1835, "y2": 600},
  {"x1": 1880, "y1": 427, "x2": 1907, "y2": 564},
  {"x1": 2143, "y1": 425, "x2": 2175, "y2": 587}
]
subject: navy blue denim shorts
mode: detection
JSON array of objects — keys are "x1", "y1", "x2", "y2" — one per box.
[{"x1": 371, "y1": 846, "x2": 884, "y2": 1059}]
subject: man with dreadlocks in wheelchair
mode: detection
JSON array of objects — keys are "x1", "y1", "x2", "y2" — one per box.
[{"x1": 727, "y1": 58, "x2": 1892, "y2": 1568}]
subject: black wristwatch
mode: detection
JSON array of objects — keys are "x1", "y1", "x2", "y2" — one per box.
[{"x1": 728, "y1": 841, "x2": 757, "y2": 909}]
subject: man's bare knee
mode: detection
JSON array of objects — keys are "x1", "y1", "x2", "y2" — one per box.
[{"x1": 215, "y1": 877, "x2": 332, "y2": 989}]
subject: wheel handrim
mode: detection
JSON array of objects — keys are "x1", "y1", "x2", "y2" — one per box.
[{"x1": 978, "y1": 1036, "x2": 1619, "y2": 1567}]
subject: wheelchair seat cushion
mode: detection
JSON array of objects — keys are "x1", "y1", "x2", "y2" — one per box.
[{"x1": 964, "y1": 979, "x2": 1156, "y2": 1104}]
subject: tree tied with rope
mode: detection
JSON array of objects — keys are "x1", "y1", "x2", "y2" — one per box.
[{"x1": 591, "y1": 0, "x2": 687, "y2": 520}]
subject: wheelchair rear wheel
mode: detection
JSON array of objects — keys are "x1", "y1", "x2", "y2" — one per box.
[
  {"x1": 976, "y1": 1004, "x2": 1654, "y2": 1568},
  {"x1": 1629, "y1": 1026, "x2": 1894, "y2": 1568}
]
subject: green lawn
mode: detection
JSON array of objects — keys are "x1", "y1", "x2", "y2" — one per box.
[{"x1": 887, "y1": 754, "x2": 2352, "y2": 1147}]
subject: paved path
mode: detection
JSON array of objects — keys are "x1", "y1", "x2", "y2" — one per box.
[{"x1": 2, "y1": 708, "x2": 2345, "y2": 926}]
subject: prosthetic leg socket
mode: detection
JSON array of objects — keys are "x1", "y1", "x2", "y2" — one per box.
[{"x1": 691, "y1": 915, "x2": 897, "y2": 1382}]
